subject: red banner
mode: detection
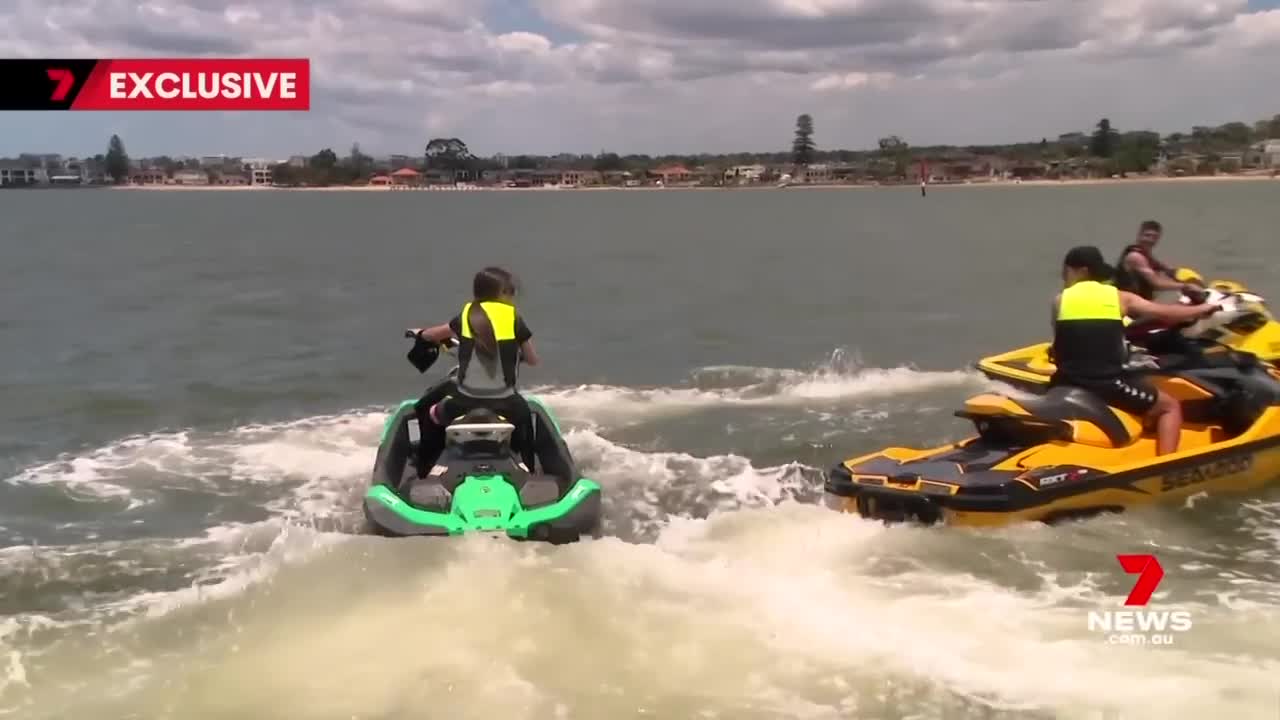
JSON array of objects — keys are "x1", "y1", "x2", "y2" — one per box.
[{"x1": 1, "y1": 58, "x2": 310, "y2": 111}]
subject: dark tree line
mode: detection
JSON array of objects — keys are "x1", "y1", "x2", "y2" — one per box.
[
  {"x1": 92, "y1": 111, "x2": 1279, "y2": 187},
  {"x1": 270, "y1": 144, "x2": 372, "y2": 186}
]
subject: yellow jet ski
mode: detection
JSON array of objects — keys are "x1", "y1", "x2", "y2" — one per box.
[
  {"x1": 826, "y1": 344, "x2": 1280, "y2": 528},
  {"x1": 976, "y1": 270, "x2": 1280, "y2": 394}
]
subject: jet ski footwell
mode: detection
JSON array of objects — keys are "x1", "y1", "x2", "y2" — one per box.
[{"x1": 825, "y1": 359, "x2": 1280, "y2": 527}]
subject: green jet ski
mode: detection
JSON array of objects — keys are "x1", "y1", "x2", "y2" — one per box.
[{"x1": 362, "y1": 332, "x2": 603, "y2": 543}]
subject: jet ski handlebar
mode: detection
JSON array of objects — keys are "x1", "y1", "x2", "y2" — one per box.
[{"x1": 404, "y1": 330, "x2": 460, "y2": 351}]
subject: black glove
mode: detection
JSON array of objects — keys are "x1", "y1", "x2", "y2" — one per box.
[{"x1": 406, "y1": 336, "x2": 442, "y2": 373}]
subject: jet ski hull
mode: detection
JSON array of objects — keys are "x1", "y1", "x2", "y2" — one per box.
[
  {"x1": 826, "y1": 359, "x2": 1280, "y2": 527},
  {"x1": 363, "y1": 391, "x2": 603, "y2": 543}
]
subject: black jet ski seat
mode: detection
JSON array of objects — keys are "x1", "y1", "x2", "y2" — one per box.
[{"x1": 955, "y1": 386, "x2": 1144, "y2": 449}]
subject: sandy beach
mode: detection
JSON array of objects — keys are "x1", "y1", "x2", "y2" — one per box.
[{"x1": 105, "y1": 172, "x2": 1278, "y2": 192}]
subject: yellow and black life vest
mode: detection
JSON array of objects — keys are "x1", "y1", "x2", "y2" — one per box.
[
  {"x1": 1053, "y1": 280, "x2": 1127, "y2": 381},
  {"x1": 456, "y1": 300, "x2": 520, "y2": 397}
]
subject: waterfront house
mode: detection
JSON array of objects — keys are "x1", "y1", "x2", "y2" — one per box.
[
  {"x1": 601, "y1": 170, "x2": 634, "y2": 186},
  {"x1": 0, "y1": 161, "x2": 39, "y2": 186},
  {"x1": 171, "y1": 171, "x2": 210, "y2": 185},
  {"x1": 825, "y1": 163, "x2": 861, "y2": 182},
  {"x1": 390, "y1": 167, "x2": 421, "y2": 186},
  {"x1": 1167, "y1": 154, "x2": 1204, "y2": 176},
  {"x1": 52, "y1": 157, "x2": 93, "y2": 185},
  {"x1": 1007, "y1": 162, "x2": 1048, "y2": 180},
  {"x1": 47, "y1": 172, "x2": 83, "y2": 186},
  {"x1": 240, "y1": 158, "x2": 274, "y2": 185},
  {"x1": 1265, "y1": 140, "x2": 1280, "y2": 168},
  {"x1": 559, "y1": 169, "x2": 602, "y2": 186},
  {"x1": 130, "y1": 170, "x2": 166, "y2": 185},
  {"x1": 686, "y1": 165, "x2": 719, "y2": 185},
  {"x1": 799, "y1": 164, "x2": 833, "y2": 183},
  {"x1": 1245, "y1": 140, "x2": 1280, "y2": 169},
  {"x1": 421, "y1": 168, "x2": 457, "y2": 185},
  {"x1": 503, "y1": 169, "x2": 534, "y2": 187},
  {"x1": 529, "y1": 169, "x2": 563, "y2": 186},
  {"x1": 724, "y1": 164, "x2": 766, "y2": 184},
  {"x1": 647, "y1": 164, "x2": 692, "y2": 185},
  {"x1": 975, "y1": 155, "x2": 1010, "y2": 178},
  {"x1": 1218, "y1": 152, "x2": 1245, "y2": 172}
]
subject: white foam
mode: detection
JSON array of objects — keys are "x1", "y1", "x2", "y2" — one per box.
[
  {"x1": 567, "y1": 428, "x2": 810, "y2": 501},
  {"x1": 1, "y1": 355, "x2": 1001, "y2": 522},
  {"x1": 0, "y1": 414, "x2": 831, "y2": 654},
  {"x1": 589, "y1": 505, "x2": 1280, "y2": 717},
  {"x1": 1, "y1": 411, "x2": 389, "y2": 518},
  {"x1": 1, "y1": 433, "x2": 198, "y2": 508},
  {"x1": 563, "y1": 427, "x2": 819, "y2": 540},
  {"x1": 532, "y1": 365, "x2": 988, "y2": 427},
  {"x1": 100, "y1": 525, "x2": 346, "y2": 621},
  {"x1": 39, "y1": 505, "x2": 1269, "y2": 719}
]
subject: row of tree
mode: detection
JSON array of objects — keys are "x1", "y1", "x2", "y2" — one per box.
[
  {"x1": 269, "y1": 144, "x2": 375, "y2": 186},
  {"x1": 267, "y1": 139, "x2": 475, "y2": 186},
  {"x1": 780, "y1": 112, "x2": 1279, "y2": 177},
  {"x1": 783, "y1": 113, "x2": 1274, "y2": 169},
  {"x1": 94, "y1": 111, "x2": 1279, "y2": 186}
]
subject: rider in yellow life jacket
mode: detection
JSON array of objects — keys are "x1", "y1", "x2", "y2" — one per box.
[
  {"x1": 1051, "y1": 246, "x2": 1219, "y2": 455},
  {"x1": 410, "y1": 266, "x2": 540, "y2": 469}
]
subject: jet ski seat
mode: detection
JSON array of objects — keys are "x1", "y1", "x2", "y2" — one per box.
[
  {"x1": 445, "y1": 413, "x2": 517, "y2": 460},
  {"x1": 958, "y1": 387, "x2": 1144, "y2": 449},
  {"x1": 455, "y1": 408, "x2": 503, "y2": 424}
]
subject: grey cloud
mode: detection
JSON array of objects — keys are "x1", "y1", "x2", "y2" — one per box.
[
  {"x1": 358, "y1": 0, "x2": 477, "y2": 32},
  {"x1": 536, "y1": 0, "x2": 1253, "y2": 78},
  {"x1": 648, "y1": 7, "x2": 940, "y2": 50},
  {"x1": 173, "y1": 0, "x2": 241, "y2": 11},
  {"x1": 116, "y1": 26, "x2": 250, "y2": 54},
  {"x1": 540, "y1": 0, "x2": 952, "y2": 50},
  {"x1": 314, "y1": 83, "x2": 403, "y2": 110},
  {"x1": 401, "y1": 46, "x2": 495, "y2": 75}
]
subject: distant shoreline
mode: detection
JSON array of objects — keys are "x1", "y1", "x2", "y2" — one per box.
[{"x1": 99, "y1": 173, "x2": 1279, "y2": 192}]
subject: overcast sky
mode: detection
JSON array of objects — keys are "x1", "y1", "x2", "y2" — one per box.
[{"x1": 2, "y1": 0, "x2": 1278, "y2": 159}]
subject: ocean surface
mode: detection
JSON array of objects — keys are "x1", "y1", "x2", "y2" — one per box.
[{"x1": 1, "y1": 183, "x2": 1279, "y2": 719}]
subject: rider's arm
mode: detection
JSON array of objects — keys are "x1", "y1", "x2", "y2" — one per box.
[
  {"x1": 1127, "y1": 252, "x2": 1188, "y2": 292},
  {"x1": 417, "y1": 324, "x2": 454, "y2": 342},
  {"x1": 520, "y1": 340, "x2": 540, "y2": 366},
  {"x1": 1047, "y1": 294, "x2": 1061, "y2": 359},
  {"x1": 1120, "y1": 291, "x2": 1217, "y2": 323},
  {"x1": 411, "y1": 316, "x2": 460, "y2": 343},
  {"x1": 515, "y1": 315, "x2": 539, "y2": 366}
]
